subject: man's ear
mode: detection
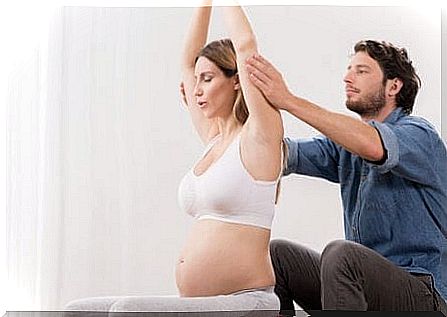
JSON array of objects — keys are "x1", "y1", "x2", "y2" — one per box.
[
  {"x1": 233, "y1": 73, "x2": 241, "y2": 90},
  {"x1": 388, "y1": 78, "x2": 403, "y2": 97}
]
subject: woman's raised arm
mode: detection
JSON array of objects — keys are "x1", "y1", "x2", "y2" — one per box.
[
  {"x1": 181, "y1": 0, "x2": 218, "y2": 144},
  {"x1": 222, "y1": 5, "x2": 283, "y2": 143},
  {"x1": 223, "y1": 4, "x2": 284, "y2": 181}
]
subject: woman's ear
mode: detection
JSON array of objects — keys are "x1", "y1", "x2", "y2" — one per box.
[{"x1": 233, "y1": 73, "x2": 241, "y2": 90}]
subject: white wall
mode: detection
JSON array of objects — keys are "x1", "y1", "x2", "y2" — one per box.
[
  {"x1": 4, "y1": 4, "x2": 442, "y2": 310},
  {"x1": 442, "y1": 6, "x2": 447, "y2": 140}
]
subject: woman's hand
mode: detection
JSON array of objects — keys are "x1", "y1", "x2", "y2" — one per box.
[{"x1": 180, "y1": 81, "x2": 188, "y2": 107}]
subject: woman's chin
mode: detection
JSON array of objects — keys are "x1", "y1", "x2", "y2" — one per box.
[{"x1": 201, "y1": 110, "x2": 214, "y2": 119}]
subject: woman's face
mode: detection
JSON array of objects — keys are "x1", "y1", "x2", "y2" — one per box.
[{"x1": 194, "y1": 56, "x2": 238, "y2": 119}]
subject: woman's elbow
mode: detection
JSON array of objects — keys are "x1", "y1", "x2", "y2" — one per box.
[{"x1": 234, "y1": 34, "x2": 257, "y2": 55}]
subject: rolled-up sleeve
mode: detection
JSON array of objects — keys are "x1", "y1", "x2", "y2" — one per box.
[
  {"x1": 368, "y1": 118, "x2": 444, "y2": 186},
  {"x1": 369, "y1": 120, "x2": 399, "y2": 173}
]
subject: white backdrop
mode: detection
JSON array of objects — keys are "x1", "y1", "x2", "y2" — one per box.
[{"x1": 4, "y1": 4, "x2": 442, "y2": 311}]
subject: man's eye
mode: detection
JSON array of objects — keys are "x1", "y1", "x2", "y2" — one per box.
[{"x1": 204, "y1": 77, "x2": 212, "y2": 82}]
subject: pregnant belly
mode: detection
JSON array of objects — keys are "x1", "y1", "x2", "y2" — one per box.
[{"x1": 175, "y1": 219, "x2": 275, "y2": 297}]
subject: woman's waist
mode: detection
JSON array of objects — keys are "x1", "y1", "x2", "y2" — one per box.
[
  {"x1": 183, "y1": 218, "x2": 271, "y2": 251},
  {"x1": 178, "y1": 241, "x2": 271, "y2": 266}
]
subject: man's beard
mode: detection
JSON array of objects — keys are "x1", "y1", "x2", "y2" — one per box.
[{"x1": 346, "y1": 85, "x2": 386, "y2": 118}]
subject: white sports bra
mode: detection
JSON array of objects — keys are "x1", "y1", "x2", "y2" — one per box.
[{"x1": 177, "y1": 133, "x2": 279, "y2": 229}]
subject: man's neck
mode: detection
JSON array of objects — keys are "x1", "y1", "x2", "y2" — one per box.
[{"x1": 361, "y1": 104, "x2": 397, "y2": 123}]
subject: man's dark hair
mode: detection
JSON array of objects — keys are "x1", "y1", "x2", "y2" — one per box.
[{"x1": 354, "y1": 40, "x2": 421, "y2": 115}]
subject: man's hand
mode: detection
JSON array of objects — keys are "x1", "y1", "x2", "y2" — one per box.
[{"x1": 246, "y1": 54, "x2": 294, "y2": 111}]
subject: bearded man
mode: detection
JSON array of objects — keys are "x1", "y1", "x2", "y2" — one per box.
[{"x1": 245, "y1": 40, "x2": 447, "y2": 314}]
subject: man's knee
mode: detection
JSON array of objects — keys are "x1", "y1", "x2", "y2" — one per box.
[
  {"x1": 269, "y1": 239, "x2": 312, "y2": 262},
  {"x1": 270, "y1": 239, "x2": 290, "y2": 257},
  {"x1": 269, "y1": 239, "x2": 293, "y2": 270},
  {"x1": 321, "y1": 239, "x2": 359, "y2": 273}
]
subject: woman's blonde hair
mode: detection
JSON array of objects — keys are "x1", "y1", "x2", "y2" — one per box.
[
  {"x1": 275, "y1": 140, "x2": 288, "y2": 205},
  {"x1": 196, "y1": 39, "x2": 248, "y2": 125}
]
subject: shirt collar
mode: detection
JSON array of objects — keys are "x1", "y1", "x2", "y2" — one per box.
[
  {"x1": 383, "y1": 107, "x2": 406, "y2": 124},
  {"x1": 367, "y1": 107, "x2": 406, "y2": 125}
]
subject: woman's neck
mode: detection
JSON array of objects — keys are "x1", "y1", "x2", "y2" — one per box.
[{"x1": 216, "y1": 116, "x2": 243, "y2": 141}]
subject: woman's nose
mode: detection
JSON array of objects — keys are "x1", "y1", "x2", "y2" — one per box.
[{"x1": 193, "y1": 83, "x2": 203, "y2": 96}]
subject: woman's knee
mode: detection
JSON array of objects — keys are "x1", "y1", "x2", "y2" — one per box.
[{"x1": 64, "y1": 296, "x2": 122, "y2": 311}]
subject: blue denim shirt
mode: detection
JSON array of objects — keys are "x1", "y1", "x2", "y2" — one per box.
[{"x1": 284, "y1": 107, "x2": 447, "y2": 301}]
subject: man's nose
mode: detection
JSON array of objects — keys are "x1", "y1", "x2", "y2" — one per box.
[{"x1": 343, "y1": 70, "x2": 354, "y2": 84}]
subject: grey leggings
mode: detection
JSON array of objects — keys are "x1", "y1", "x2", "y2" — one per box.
[
  {"x1": 64, "y1": 286, "x2": 279, "y2": 315},
  {"x1": 270, "y1": 239, "x2": 447, "y2": 315}
]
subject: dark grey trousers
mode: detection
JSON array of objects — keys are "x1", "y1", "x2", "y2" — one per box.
[{"x1": 269, "y1": 239, "x2": 447, "y2": 315}]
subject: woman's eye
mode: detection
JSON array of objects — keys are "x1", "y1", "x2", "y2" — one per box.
[{"x1": 204, "y1": 77, "x2": 212, "y2": 82}]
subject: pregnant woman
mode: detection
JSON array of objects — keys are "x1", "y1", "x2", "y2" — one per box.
[
  {"x1": 175, "y1": 0, "x2": 284, "y2": 307},
  {"x1": 66, "y1": 1, "x2": 283, "y2": 312}
]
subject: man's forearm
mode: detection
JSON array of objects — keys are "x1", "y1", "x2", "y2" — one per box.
[{"x1": 284, "y1": 95, "x2": 385, "y2": 162}]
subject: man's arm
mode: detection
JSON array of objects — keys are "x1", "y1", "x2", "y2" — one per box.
[
  {"x1": 285, "y1": 136, "x2": 341, "y2": 182},
  {"x1": 245, "y1": 54, "x2": 385, "y2": 162}
]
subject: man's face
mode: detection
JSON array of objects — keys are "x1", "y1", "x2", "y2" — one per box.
[{"x1": 343, "y1": 51, "x2": 386, "y2": 118}]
